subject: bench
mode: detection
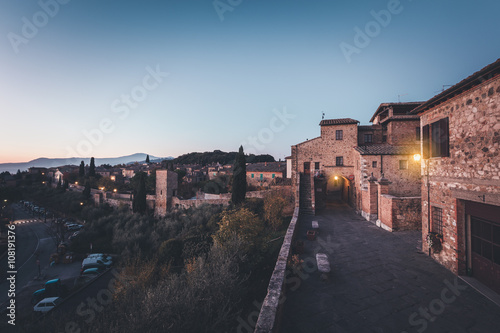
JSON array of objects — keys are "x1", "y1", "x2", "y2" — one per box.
[
  {"x1": 312, "y1": 221, "x2": 319, "y2": 229},
  {"x1": 316, "y1": 253, "x2": 331, "y2": 280}
]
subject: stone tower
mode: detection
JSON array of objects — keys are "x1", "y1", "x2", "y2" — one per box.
[{"x1": 155, "y1": 170, "x2": 178, "y2": 217}]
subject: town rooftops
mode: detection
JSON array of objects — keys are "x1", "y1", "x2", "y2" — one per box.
[
  {"x1": 355, "y1": 144, "x2": 419, "y2": 155},
  {"x1": 369, "y1": 102, "x2": 424, "y2": 123},
  {"x1": 411, "y1": 58, "x2": 500, "y2": 115},
  {"x1": 246, "y1": 162, "x2": 286, "y2": 173},
  {"x1": 319, "y1": 118, "x2": 359, "y2": 126}
]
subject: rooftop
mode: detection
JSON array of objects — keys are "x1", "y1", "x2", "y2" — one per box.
[
  {"x1": 246, "y1": 162, "x2": 286, "y2": 172},
  {"x1": 369, "y1": 102, "x2": 424, "y2": 123},
  {"x1": 354, "y1": 144, "x2": 419, "y2": 155},
  {"x1": 319, "y1": 118, "x2": 359, "y2": 126}
]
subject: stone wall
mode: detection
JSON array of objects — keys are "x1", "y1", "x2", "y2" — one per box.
[
  {"x1": 377, "y1": 195, "x2": 421, "y2": 232},
  {"x1": 381, "y1": 154, "x2": 421, "y2": 197},
  {"x1": 387, "y1": 119, "x2": 420, "y2": 145},
  {"x1": 419, "y1": 73, "x2": 500, "y2": 275},
  {"x1": 254, "y1": 176, "x2": 300, "y2": 333}
]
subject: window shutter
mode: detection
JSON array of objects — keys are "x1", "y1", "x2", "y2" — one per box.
[{"x1": 422, "y1": 125, "x2": 430, "y2": 159}]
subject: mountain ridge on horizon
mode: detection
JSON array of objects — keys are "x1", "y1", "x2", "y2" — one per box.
[{"x1": 0, "y1": 153, "x2": 173, "y2": 174}]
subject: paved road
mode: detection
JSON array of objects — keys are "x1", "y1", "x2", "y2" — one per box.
[
  {"x1": 0, "y1": 206, "x2": 57, "y2": 311},
  {"x1": 281, "y1": 201, "x2": 500, "y2": 333}
]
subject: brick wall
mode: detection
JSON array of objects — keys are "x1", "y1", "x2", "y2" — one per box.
[
  {"x1": 378, "y1": 195, "x2": 421, "y2": 232},
  {"x1": 419, "y1": 73, "x2": 500, "y2": 275},
  {"x1": 387, "y1": 120, "x2": 420, "y2": 145}
]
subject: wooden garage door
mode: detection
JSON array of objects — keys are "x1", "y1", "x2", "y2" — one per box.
[{"x1": 470, "y1": 216, "x2": 500, "y2": 294}]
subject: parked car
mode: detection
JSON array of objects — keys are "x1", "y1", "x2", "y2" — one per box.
[
  {"x1": 81, "y1": 268, "x2": 101, "y2": 277},
  {"x1": 83, "y1": 257, "x2": 112, "y2": 267},
  {"x1": 69, "y1": 231, "x2": 81, "y2": 241},
  {"x1": 31, "y1": 279, "x2": 65, "y2": 305},
  {"x1": 86, "y1": 253, "x2": 113, "y2": 262},
  {"x1": 33, "y1": 297, "x2": 62, "y2": 313},
  {"x1": 67, "y1": 224, "x2": 83, "y2": 231}
]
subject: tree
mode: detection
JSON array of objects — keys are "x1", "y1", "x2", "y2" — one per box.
[
  {"x1": 89, "y1": 157, "x2": 96, "y2": 177},
  {"x1": 146, "y1": 154, "x2": 150, "y2": 164},
  {"x1": 212, "y1": 208, "x2": 264, "y2": 254},
  {"x1": 133, "y1": 172, "x2": 147, "y2": 214},
  {"x1": 79, "y1": 161, "x2": 85, "y2": 178},
  {"x1": 83, "y1": 181, "x2": 91, "y2": 199},
  {"x1": 231, "y1": 146, "x2": 247, "y2": 205},
  {"x1": 264, "y1": 192, "x2": 287, "y2": 231}
]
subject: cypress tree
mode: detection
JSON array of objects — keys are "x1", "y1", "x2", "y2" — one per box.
[
  {"x1": 83, "y1": 181, "x2": 91, "y2": 199},
  {"x1": 231, "y1": 146, "x2": 247, "y2": 205},
  {"x1": 146, "y1": 155, "x2": 150, "y2": 164},
  {"x1": 79, "y1": 161, "x2": 85, "y2": 178},
  {"x1": 133, "y1": 172, "x2": 147, "y2": 214},
  {"x1": 89, "y1": 157, "x2": 96, "y2": 177}
]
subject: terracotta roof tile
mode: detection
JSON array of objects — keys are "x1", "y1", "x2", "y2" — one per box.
[
  {"x1": 319, "y1": 118, "x2": 359, "y2": 126},
  {"x1": 355, "y1": 144, "x2": 419, "y2": 155}
]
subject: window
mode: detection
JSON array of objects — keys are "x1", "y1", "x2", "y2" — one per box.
[
  {"x1": 251, "y1": 174, "x2": 254, "y2": 178},
  {"x1": 260, "y1": 174, "x2": 263, "y2": 179},
  {"x1": 432, "y1": 206, "x2": 443, "y2": 235},
  {"x1": 364, "y1": 134, "x2": 373, "y2": 143},
  {"x1": 315, "y1": 162, "x2": 320, "y2": 170},
  {"x1": 423, "y1": 117, "x2": 449, "y2": 158},
  {"x1": 272, "y1": 174, "x2": 275, "y2": 178},
  {"x1": 372, "y1": 161, "x2": 377, "y2": 168},
  {"x1": 336, "y1": 130, "x2": 343, "y2": 140},
  {"x1": 336, "y1": 156, "x2": 344, "y2": 166},
  {"x1": 399, "y1": 160, "x2": 408, "y2": 170},
  {"x1": 416, "y1": 127, "x2": 421, "y2": 141}
]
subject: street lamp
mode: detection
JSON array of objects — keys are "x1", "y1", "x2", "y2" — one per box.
[
  {"x1": 413, "y1": 153, "x2": 421, "y2": 162},
  {"x1": 334, "y1": 176, "x2": 339, "y2": 181}
]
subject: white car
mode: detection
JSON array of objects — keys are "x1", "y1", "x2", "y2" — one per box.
[
  {"x1": 33, "y1": 297, "x2": 62, "y2": 313},
  {"x1": 82, "y1": 257, "x2": 112, "y2": 268},
  {"x1": 86, "y1": 253, "x2": 113, "y2": 262}
]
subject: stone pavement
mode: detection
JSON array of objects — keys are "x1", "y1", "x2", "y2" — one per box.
[{"x1": 281, "y1": 201, "x2": 500, "y2": 333}]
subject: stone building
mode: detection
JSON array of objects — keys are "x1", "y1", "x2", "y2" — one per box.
[
  {"x1": 154, "y1": 170, "x2": 178, "y2": 217},
  {"x1": 411, "y1": 58, "x2": 500, "y2": 294},
  {"x1": 246, "y1": 162, "x2": 286, "y2": 187},
  {"x1": 291, "y1": 104, "x2": 423, "y2": 229}
]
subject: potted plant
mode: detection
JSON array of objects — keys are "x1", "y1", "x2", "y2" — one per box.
[
  {"x1": 307, "y1": 230, "x2": 316, "y2": 241},
  {"x1": 426, "y1": 232, "x2": 443, "y2": 253}
]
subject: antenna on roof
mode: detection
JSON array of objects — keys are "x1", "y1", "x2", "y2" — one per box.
[
  {"x1": 322, "y1": 112, "x2": 325, "y2": 120},
  {"x1": 397, "y1": 93, "x2": 408, "y2": 103},
  {"x1": 434, "y1": 85, "x2": 452, "y2": 94}
]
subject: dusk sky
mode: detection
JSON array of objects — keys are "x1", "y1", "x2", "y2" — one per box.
[{"x1": 1, "y1": 0, "x2": 499, "y2": 164}]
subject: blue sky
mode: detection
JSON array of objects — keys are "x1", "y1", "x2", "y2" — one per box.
[{"x1": 1, "y1": 0, "x2": 499, "y2": 163}]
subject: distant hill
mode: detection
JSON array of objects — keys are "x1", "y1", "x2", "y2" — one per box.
[
  {"x1": 0, "y1": 153, "x2": 173, "y2": 174},
  {"x1": 173, "y1": 150, "x2": 275, "y2": 166}
]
